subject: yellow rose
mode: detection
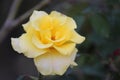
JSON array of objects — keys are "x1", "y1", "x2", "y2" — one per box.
[{"x1": 11, "y1": 10, "x2": 85, "y2": 75}]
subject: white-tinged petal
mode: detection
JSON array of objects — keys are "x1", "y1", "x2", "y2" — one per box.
[
  {"x1": 34, "y1": 52, "x2": 53, "y2": 75},
  {"x1": 19, "y1": 34, "x2": 46, "y2": 58},
  {"x1": 11, "y1": 38, "x2": 22, "y2": 53},
  {"x1": 34, "y1": 48, "x2": 77, "y2": 75},
  {"x1": 53, "y1": 42, "x2": 75, "y2": 55},
  {"x1": 30, "y1": 10, "x2": 48, "y2": 21},
  {"x1": 70, "y1": 31, "x2": 85, "y2": 44},
  {"x1": 22, "y1": 22, "x2": 31, "y2": 32},
  {"x1": 70, "y1": 49, "x2": 78, "y2": 66},
  {"x1": 30, "y1": 10, "x2": 48, "y2": 30}
]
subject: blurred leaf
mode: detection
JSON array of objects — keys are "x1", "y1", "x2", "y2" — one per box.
[
  {"x1": 74, "y1": 16, "x2": 85, "y2": 29},
  {"x1": 17, "y1": 75, "x2": 38, "y2": 80},
  {"x1": 67, "y1": 3, "x2": 88, "y2": 16},
  {"x1": 106, "y1": 0, "x2": 120, "y2": 5},
  {"x1": 76, "y1": 54, "x2": 106, "y2": 78},
  {"x1": 76, "y1": 54, "x2": 87, "y2": 66},
  {"x1": 77, "y1": 54, "x2": 100, "y2": 66},
  {"x1": 88, "y1": 33, "x2": 106, "y2": 45},
  {"x1": 90, "y1": 14, "x2": 110, "y2": 38},
  {"x1": 81, "y1": 66, "x2": 105, "y2": 77},
  {"x1": 82, "y1": 7, "x2": 93, "y2": 14}
]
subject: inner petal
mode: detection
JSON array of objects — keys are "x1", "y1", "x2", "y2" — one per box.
[
  {"x1": 52, "y1": 26, "x2": 72, "y2": 45},
  {"x1": 32, "y1": 35, "x2": 53, "y2": 49},
  {"x1": 39, "y1": 16, "x2": 53, "y2": 30},
  {"x1": 39, "y1": 30, "x2": 52, "y2": 44}
]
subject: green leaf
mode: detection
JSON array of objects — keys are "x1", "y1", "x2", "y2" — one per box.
[{"x1": 90, "y1": 14, "x2": 110, "y2": 38}]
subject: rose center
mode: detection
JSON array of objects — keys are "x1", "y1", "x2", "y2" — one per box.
[{"x1": 51, "y1": 36, "x2": 55, "y2": 40}]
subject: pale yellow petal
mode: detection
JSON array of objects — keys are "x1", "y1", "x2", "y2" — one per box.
[
  {"x1": 70, "y1": 62, "x2": 77, "y2": 66},
  {"x1": 22, "y1": 22, "x2": 31, "y2": 32},
  {"x1": 70, "y1": 49, "x2": 78, "y2": 66},
  {"x1": 19, "y1": 34, "x2": 46, "y2": 58},
  {"x1": 32, "y1": 35, "x2": 53, "y2": 49},
  {"x1": 52, "y1": 49, "x2": 77, "y2": 75},
  {"x1": 34, "y1": 52, "x2": 53, "y2": 75},
  {"x1": 30, "y1": 10, "x2": 48, "y2": 30},
  {"x1": 30, "y1": 10, "x2": 48, "y2": 21},
  {"x1": 50, "y1": 11, "x2": 67, "y2": 26},
  {"x1": 53, "y1": 26, "x2": 72, "y2": 45},
  {"x1": 63, "y1": 17, "x2": 77, "y2": 29},
  {"x1": 70, "y1": 31, "x2": 85, "y2": 44},
  {"x1": 53, "y1": 42, "x2": 75, "y2": 55},
  {"x1": 34, "y1": 49, "x2": 77, "y2": 75},
  {"x1": 11, "y1": 38, "x2": 22, "y2": 53},
  {"x1": 39, "y1": 30, "x2": 52, "y2": 43},
  {"x1": 50, "y1": 11, "x2": 62, "y2": 17}
]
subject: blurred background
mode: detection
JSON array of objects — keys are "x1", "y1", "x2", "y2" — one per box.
[{"x1": 0, "y1": 0, "x2": 120, "y2": 80}]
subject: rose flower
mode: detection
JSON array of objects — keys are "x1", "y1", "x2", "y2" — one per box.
[{"x1": 11, "y1": 11, "x2": 85, "y2": 75}]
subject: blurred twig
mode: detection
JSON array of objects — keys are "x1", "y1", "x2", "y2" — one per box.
[
  {"x1": 0, "y1": 0, "x2": 23, "y2": 44},
  {"x1": 13, "y1": 0, "x2": 51, "y2": 27},
  {"x1": 7, "y1": 0, "x2": 23, "y2": 21},
  {"x1": 0, "y1": 0, "x2": 51, "y2": 44}
]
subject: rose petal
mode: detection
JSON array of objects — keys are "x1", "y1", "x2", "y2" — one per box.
[
  {"x1": 11, "y1": 38, "x2": 22, "y2": 53},
  {"x1": 22, "y1": 22, "x2": 31, "y2": 32},
  {"x1": 30, "y1": 10, "x2": 48, "y2": 30},
  {"x1": 19, "y1": 34, "x2": 46, "y2": 58},
  {"x1": 64, "y1": 17, "x2": 77, "y2": 29},
  {"x1": 53, "y1": 42, "x2": 75, "y2": 55},
  {"x1": 32, "y1": 35, "x2": 53, "y2": 49},
  {"x1": 50, "y1": 11, "x2": 67, "y2": 25},
  {"x1": 52, "y1": 26, "x2": 72, "y2": 45},
  {"x1": 70, "y1": 30, "x2": 85, "y2": 44},
  {"x1": 34, "y1": 49, "x2": 77, "y2": 75},
  {"x1": 30, "y1": 10, "x2": 48, "y2": 21}
]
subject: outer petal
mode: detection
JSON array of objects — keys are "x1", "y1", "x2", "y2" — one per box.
[
  {"x1": 19, "y1": 34, "x2": 46, "y2": 58},
  {"x1": 63, "y1": 17, "x2": 77, "y2": 29},
  {"x1": 11, "y1": 38, "x2": 22, "y2": 53},
  {"x1": 34, "y1": 49, "x2": 77, "y2": 75},
  {"x1": 50, "y1": 11, "x2": 67, "y2": 25},
  {"x1": 30, "y1": 10, "x2": 48, "y2": 30},
  {"x1": 70, "y1": 30, "x2": 85, "y2": 44},
  {"x1": 50, "y1": 11, "x2": 63, "y2": 17},
  {"x1": 30, "y1": 10, "x2": 48, "y2": 21},
  {"x1": 53, "y1": 42, "x2": 75, "y2": 55},
  {"x1": 22, "y1": 22, "x2": 31, "y2": 32}
]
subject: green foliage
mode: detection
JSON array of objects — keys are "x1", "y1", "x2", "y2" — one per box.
[
  {"x1": 90, "y1": 14, "x2": 110, "y2": 38},
  {"x1": 74, "y1": 16, "x2": 85, "y2": 29}
]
